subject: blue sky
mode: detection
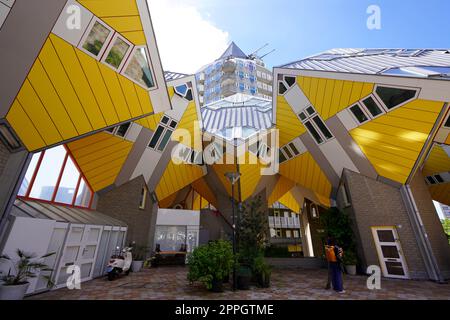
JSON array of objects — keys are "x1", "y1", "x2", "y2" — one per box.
[{"x1": 188, "y1": 0, "x2": 450, "y2": 69}]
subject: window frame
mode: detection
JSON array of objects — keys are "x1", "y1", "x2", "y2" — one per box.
[
  {"x1": 373, "y1": 84, "x2": 419, "y2": 112},
  {"x1": 298, "y1": 105, "x2": 334, "y2": 145},
  {"x1": 147, "y1": 115, "x2": 178, "y2": 152},
  {"x1": 349, "y1": 102, "x2": 371, "y2": 124},
  {"x1": 120, "y1": 45, "x2": 156, "y2": 91},
  {"x1": 100, "y1": 32, "x2": 134, "y2": 72},
  {"x1": 360, "y1": 94, "x2": 386, "y2": 119},
  {"x1": 139, "y1": 185, "x2": 148, "y2": 210},
  {"x1": 18, "y1": 145, "x2": 94, "y2": 209},
  {"x1": 78, "y1": 17, "x2": 115, "y2": 61}
]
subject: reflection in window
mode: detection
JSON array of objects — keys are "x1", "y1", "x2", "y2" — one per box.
[
  {"x1": 18, "y1": 152, "x2": 41, "y2": 196},
  {"x1": 75, "y1": 178, "x2": 91, "y2": 207},
  {"x1": 375, "y1": 86, "x2": 417, "y2": 109},
  {"x1": 350, "y1": 104, "x2": 369, "y2": 123},
  {"x1": 362, "y1": 96, "x2": 383, "y2": 117},
  {"x1": 124, "y1": 47, "x2": 154, "y2": 89},
  {"x1": 105, "y1": 37, "x2": 130, "y2": 69},
  {"x1": 148, "y1": 125, "x2": 164, "y2": 149},
  {"x1": 157, "y1": 129, "x2": 173, "y2": 151},
  {"x1": 55, "y1": 156, "x2": 79, "y2": 204},
  {"x1": 82, "y1": 21, "x2": 111, "y2": 56},
  {"x1": 312, "y1": 116, "x2": 333, "y2": 139},
  {"x1": 18, "y1": 145, "x2": 92, "y2": 208},
  {"x1": 29, "y1": 146, "x2": 66, "y2": 200},
  {"x1": 304, "y1": 121, "x2": 323, "y2": 144}
]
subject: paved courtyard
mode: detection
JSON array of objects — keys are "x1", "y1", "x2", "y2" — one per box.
[{"x1": 28, "y1": 267, "x2": 450, "y2": 300}]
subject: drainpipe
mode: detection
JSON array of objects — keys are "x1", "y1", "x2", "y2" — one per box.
[{"x1": 400, "y1": 185, "x2": 445, "y2": 283}]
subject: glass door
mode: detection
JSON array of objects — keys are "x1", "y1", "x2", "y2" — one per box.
[{"x1": 372, "y1": 226, "x2": 409, "y2": 279}]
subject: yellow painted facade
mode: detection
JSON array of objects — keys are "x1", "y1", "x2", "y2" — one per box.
[
  {"x1": 268, "y1": 175, "x2": 295, "y2": 206},
  {"x1": 278, "y1": 190, "x2": 300, "y2": 213},
  {"x1": 78, "y1": 0, "x2": 147, "y2": 45},
  {"x1": 350, "y1": 99, "x2": 444, "y2": 184},
  {"x1": 155, "y1": 160, "x2": 204, "y2": 201},
  {"x1": 67, "y1": 132, "x2": 133, "y2": 192},
  {"x1": 191, "y1": 178, "x2": 218, "y2": 208},
  {"x1": 423, "y1": 144, "x2": 450, "y2": 177},
  {"x1": 7, "y1": 34, "x2": 154, "y2": 151},
  {"x1": 175, "y1": 101, "x2": 202, "y2": 150},
  {"x1": 296, "y1": 76, "x2": 373, "y2": 120},
  {"x1": 279, "y1": 152, "x2": 332, "y2": 202},
  {"x1": 429, "y1": 183, "x2": 450, "y2": 206},
  {"x1": 276, "y1": 95, "x2": 305, "y2": 146}
]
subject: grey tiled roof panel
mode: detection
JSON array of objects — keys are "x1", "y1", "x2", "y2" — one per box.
[
  {"x1": 280, "y1": 49, "x2": 450, "y2": 74},
  {"x1": 201, "y1": 94, "x2": 273, "y2": 132},
  {"x1": 12, "y1": 199, "x2": 127, "y2": 227}
]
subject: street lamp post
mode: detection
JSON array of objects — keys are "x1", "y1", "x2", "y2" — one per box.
[{"x1": 225, "y1": 171, "x2": 241, "y2": 291}]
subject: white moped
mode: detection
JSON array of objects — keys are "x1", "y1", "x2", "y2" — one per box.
[{"x1": 106, "y1": 246, "x2": 133, "y2": 281}]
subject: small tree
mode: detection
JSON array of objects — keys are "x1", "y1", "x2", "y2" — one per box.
[
  {"x1": 237, "y1": 195, "x2": 268, "y2": 264},
  {"x1": 320, "y1": 207, "x2": 356, "y2": 253}
]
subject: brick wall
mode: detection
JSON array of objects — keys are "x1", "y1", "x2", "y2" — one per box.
[
  {"x1": 410, "y1": 171, "x2": 450, "y2": 278},
  {"x1": 96, "y1": 176, "x2": 155, "y2": 249},
  {"x1": 341, "y1": 169, "x2": 428, "y2": 279}
]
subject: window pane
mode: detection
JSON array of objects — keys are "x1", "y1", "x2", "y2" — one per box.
[
  {"x1": 377, "y1": 230, "x2": 395, "y2": 242},
  {"x1": 75, "y1": 178, "x2": 91, "y2": 207},
  {"x1": 426, "y1": 176, "x2": 436, "y2": 184},
  {"x1": 55, "y1": 157, "x2": 79, "y2": 204},
  {"x1": 304, "y1": 121, "x2": 323, "y2": 144},
  {"x1": 362, "y1": 96, "x2": 383, "y2": 117},
  {"x1": 445, "y1": 115, "x2": 450, "y2": 128},
  {"x1": 29, "y1": 146, "x2": 66, "y2": 200},
  {"x1": 434, "y1": 175, "x2": 444, "y2": 183},
  {"x1": 289, "y1": 143, "x2": 299, "y2": 155},
  {"x1": 381, "y1": 245, "x2": 400, "y2": 259},
  {"x1": 306, "y1": 106, "x2": 315, "y2": 115},
  {"x1": 157, "y1": 129, "x2": 173, "y2": 151},
  {"x1": 116, "y1": 122, "x2": 130, "y2": 137},
  {"x1": 148, "y1": 125, "x2": 165, "y2": 148},
  {"x1": 124, "y1": 47, "x2": 154, "y2": 89},
  {"x1": 18, "y1": 152, "x2": 41, "y2": 196},
  {"x1": 161, "y1": 116, "x2": 169, "y2": 125},
  {"x1": 279, "y1": 150, "x2": 287, "y2": 163},
  {"x1": 375, "y1": 86, "x2": 416, "y2": 109},
  {"x1": 385, "y1": 262, "x2": 405, "y2": 275},
  {"x1": 82, "y1": 21, "x2": 110, "y2": 56},
  {"x1": 312, "y1": 116, "x2": 333, "y2": 139},
  {"x1": 298, "y1": 112, "x2": 306, "y2": 121},
  {"x1": 350, "y1": 104, "x2": 369, "y2": 123},
  {"x1": 105, "y1": 37, "x2": 130, "y2": 69},
  {"x1": 283, "y1": 146, "x2": 293, "y2": 158}
]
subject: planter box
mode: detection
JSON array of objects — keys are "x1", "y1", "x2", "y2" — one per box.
[
  {"x1": 345, "y1": 265, "x2": 357, "y2": 275},
  {"x1": 132, "y1": 261, "x2": 144, "y2": 272}
]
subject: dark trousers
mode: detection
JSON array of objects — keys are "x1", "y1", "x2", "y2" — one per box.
[{"x1": 330, "y1": 262, "x2": 343, "y2": 292}]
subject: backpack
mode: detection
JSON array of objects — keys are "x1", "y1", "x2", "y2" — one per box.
[{"x1": 325, "y1": 245, "x2": 337, "y2": 262}]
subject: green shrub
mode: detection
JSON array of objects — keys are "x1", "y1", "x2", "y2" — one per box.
[{"x1": 187, "y1": 240, "x2": 234, "y2": 290}]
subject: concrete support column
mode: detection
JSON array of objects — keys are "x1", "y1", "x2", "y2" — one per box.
[{"x1": 0, "y1": 141, "x2": 30, "y2": 241}]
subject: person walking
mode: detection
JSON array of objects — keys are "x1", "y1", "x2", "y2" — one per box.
[{"x1": 325, "y1": 237, "x2": 345, "y2": 293}]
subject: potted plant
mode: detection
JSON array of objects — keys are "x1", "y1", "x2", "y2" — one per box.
[
  {"x1": 187, "y1": 240, "x2": 234, "y2": 292},
  {"x1": 131, "y1": 245, "x2": 148, "y2": 272},
  {"x1": 237, "y1": 265, "x2": 252, "y2": 290},
  {"x1": 342, "y1": 250, "x2": 357, "y2": 275},
  {"x1": 0, "y1": 249, "x2": 55, "y2": 300},
  {"x1": 253, "y1": 255, "x2": 271, "y2": 288}
]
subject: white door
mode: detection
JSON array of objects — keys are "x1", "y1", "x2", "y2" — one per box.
[
  {"x1": 55, "y1": 224, "x2": 102, "y2": 287},
  {"x1": 372, "y1": 226, "x2": 409, "y2": 279}
]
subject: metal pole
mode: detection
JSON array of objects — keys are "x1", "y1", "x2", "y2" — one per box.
[{"x1": 231, "y1": 182, "x2": 236, "y2": 291}]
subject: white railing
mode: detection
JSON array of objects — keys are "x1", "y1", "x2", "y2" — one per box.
[
  {"x1": 274, "y1": 216, "x2": 281, "y2": 227},
  {"x1": 268, "y1": 216, "x2": 274, "y2": 228}
]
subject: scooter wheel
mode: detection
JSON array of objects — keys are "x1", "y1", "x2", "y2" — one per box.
[
  {"x1": 125, "y1": 269, "x2": 130, "y2": 276},
  {"x1": 107, "y1": 271, "x2": 116, "y2": 281}
]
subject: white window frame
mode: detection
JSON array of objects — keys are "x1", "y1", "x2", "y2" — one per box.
[
  {"x1": 147, "y1": 115, "x2": 178, "y2": 152},
  {"x1": 106, "y1": 122, "x2": 131, "y2": 139},
  {"x1": 298, "y1": 105, "x2": 334, "y2": 145},
  {"x1": 360, "y1": 94, "x2": 386, "y2": 120},
  {"x1": 100, "y1": 33, "x2": 134, "y2": 72},
  {"x1": 372, "y1": 84, "x2": 420, "y2": 113},
  {"x1": 120, "y1": 45, "x2": 157, "y2": 91},
  {"x1": 78, "y1": 17, "x2": 115, "y2": 61},
  {"x1": 348, "y1": 101, "x2": 371, "y2": 124}
]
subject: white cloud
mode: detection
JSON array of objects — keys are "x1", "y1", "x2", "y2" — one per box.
[{"x1": 147, "y1": 0, "x2": 229, "y2": 74}]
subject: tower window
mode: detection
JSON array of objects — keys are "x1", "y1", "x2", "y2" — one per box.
[
  {"x1": 350, "y1": 104, "x2": 369, "y2": 123},
  {"x1": 362, "y1": 96, "x2": 383, "y2": 117}
]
